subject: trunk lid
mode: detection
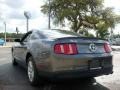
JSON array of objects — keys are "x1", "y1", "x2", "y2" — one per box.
[{"x1": 54, "y1": 37, "x2": 109, "y2": 54}]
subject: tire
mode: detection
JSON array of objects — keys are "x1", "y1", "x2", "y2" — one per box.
[
  {"x1": 12, "y1": 51, "x2": 18, "y2": 66},
  {"x1": 27, "y1": 56, "x2": 40, "y2": 86}
]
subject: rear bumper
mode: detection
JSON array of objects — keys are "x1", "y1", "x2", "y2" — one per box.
[
  {"x1": 37, "y1": 55, "x2": 113, "y2": 81},
  {"x1": 39, "y1": 66, "x2": 113, "y2": 80}
]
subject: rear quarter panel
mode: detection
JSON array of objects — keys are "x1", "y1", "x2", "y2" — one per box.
[{"x1": 28, "y1": 39, "x2": 54, "y2": 72}]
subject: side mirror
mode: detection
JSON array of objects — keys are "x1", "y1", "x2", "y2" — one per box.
[{"x1": 14, "y1": 39, "x2": 21, "y2": 42}]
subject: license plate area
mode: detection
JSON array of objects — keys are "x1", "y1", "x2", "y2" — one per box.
[{"x1": 88, "y1": 60, "x2": 102, "y2": 70}]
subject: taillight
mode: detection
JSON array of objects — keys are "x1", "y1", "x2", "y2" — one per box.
[
  {"x1": 104, "y1": 43, "x2": 112, "y2": 53},
  {"x1": 54, "y1": 43, "x2": 78, "y2": 55}
]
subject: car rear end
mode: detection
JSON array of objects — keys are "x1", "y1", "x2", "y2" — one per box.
[{"x1": 47, "y1": 37, "x2": 113, "y2": 80}]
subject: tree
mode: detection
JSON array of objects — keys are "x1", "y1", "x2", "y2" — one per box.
[
  {"x1": 41, "y1": 0, "x2": 120, "y2": 38},
  {"x1": 79, "y1": 27, "x2": 95, "y2": 37}
]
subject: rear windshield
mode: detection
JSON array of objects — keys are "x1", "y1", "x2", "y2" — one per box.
[{"x1": 38, "y1": 30, "x2": 82, "y2": 39}]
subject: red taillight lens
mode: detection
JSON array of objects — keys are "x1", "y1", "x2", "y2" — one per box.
[
  {"x1": 104, "y1": 43, "x2": 112, "y2": 53},
  {"x1": 54, "y1": 43, "x2": 78, "y2": 55}
]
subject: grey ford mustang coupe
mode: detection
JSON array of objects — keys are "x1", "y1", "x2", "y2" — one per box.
[{"x1": 12, "y1": 29, "x2": 113, "y2": 86}]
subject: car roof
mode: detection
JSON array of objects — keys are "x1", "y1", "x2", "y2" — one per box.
[{"x1": 31, "y1": 29, "x2": 82, "y2": 39}]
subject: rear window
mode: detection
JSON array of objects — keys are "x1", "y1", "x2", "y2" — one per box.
[{"x1": 38, "y1": 30, "x2": 81, "y2": 39}]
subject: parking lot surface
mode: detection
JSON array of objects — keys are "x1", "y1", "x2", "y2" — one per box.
[{"x1": 0, "y1": 48, "x2": 120, "y2": 90}]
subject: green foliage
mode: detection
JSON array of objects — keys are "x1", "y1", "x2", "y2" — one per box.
[
  {"x1": 41, "y1": 0, "x2": 120, "y2": 39},
  {"x1": 0, "y1": 33, "x2": 23, "y2": 39},
  {"x1": 79, "y1": 28, "x2": 95, "y2": 37}
]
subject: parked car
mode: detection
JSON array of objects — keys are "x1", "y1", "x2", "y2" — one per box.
[
  {"x1": 115, "y1": 38, "x2": 120, "y2": 45},
  {"x1": 0, "y1": 39, "x2": 5, "y2": 46},
  {"x1": 11, "y1": 29, "x2": 113, "y2": 86},
  {"x1": 108, "y1": 38, "x2": 116, "y2": 45}
]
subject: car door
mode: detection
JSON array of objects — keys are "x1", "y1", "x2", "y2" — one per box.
[
  {"x1": 13, "y1": 42, "x2": 22, "y2": 61},
  {"x1": 17, "y1": 32, "x2": 32, "y2": 65}
]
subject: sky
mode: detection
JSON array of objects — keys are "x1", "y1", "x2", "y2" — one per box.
[{"x1": 0, "y1": 0, "x2": 120, "y2": 33}]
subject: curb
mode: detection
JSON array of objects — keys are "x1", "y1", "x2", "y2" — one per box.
[{"x1": 0, "y1": 46, "x2": 12, "y2": 48}]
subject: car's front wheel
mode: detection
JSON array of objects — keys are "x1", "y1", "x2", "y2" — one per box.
[{"x1": 27, "y1": 56, "x2": 40, "y2": 86}]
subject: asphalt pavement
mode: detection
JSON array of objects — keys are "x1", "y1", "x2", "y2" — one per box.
[{"x1": 0, "y1": 48, "x2": 120, "y2": 90}]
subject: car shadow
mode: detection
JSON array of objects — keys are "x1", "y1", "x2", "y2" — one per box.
[
  {"x1": 0, "y1": 63, "x2": 110, "y2": 90},
  {"x1": 43, "y1": 79, "x2": 109, "y2": 90}
]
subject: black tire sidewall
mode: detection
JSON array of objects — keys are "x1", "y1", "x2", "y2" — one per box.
[{"x1": 27, "y1": 56, "x2": 39, "y2": 86}]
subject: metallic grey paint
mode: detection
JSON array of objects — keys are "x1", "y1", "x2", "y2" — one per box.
[{"x1": 12, "y1": 29, "x2": 113, "y2": 79}]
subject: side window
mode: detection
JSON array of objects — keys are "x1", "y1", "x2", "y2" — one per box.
[
  {"x1": 24, "y1": 35, "x2": 30, "y2": 42},
  {"x1": 23, "y1": 34, "x2": 31, "y2": 42}
]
